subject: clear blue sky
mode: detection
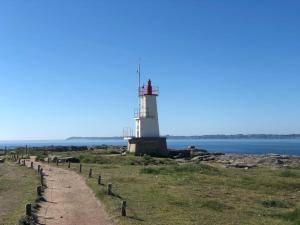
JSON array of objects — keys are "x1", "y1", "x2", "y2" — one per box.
[{"x1": 1, "y1": 0, "x2": 300, "y2": 140}]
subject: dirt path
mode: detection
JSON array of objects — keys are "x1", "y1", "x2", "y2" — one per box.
[{"x1": 24, "y1": 159, "x2": 113, "y2": 225}]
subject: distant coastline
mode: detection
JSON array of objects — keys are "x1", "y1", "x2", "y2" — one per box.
[{"x1": 66, "y1": 134, "x2": 300, "y2": 141}]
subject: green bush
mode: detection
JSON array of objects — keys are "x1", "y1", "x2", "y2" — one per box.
[{"x1": 262, "y1": 200, "x2": 293, "y2": 208}]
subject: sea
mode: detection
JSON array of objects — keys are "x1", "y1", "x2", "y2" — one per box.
[{"x1": 0, "y1": 139, "x2": 300, "y2": 156}]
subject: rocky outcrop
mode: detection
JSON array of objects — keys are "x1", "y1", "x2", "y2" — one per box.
[{"x1": 168, "y1": 148, "x2": 300, "y2": 169}]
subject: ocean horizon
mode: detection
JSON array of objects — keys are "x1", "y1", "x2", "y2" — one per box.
[{"x1": 1, "y1": 138, "x2": 300, "y2": 156}]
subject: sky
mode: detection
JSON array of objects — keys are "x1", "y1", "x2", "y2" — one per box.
[{"x1": 0, "y1": 0, "x2": 300, "y2": 140}]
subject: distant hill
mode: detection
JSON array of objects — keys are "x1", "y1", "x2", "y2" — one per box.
[
  {"x1": 67, "y1": 134, "x2": 300, "y2": 140},
  {"x1": 165, "y1": 134, "x2": 300, "y2": 139}
]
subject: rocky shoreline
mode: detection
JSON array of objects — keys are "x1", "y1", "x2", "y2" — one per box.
[
  {"x1": 1, "y1": 145, "x2": 299, "y2": 168},
  {"x1": 170, "y1": 148, "x2": 300, "y2": 168}
]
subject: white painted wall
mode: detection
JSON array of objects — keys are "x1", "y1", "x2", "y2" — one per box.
[{"x1": 135, "y1": 95, "x2": 160, "y2": 137}]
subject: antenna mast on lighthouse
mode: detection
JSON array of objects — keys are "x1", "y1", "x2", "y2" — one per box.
[
  {"x1": 137, "y1": 63, "x2": 141, "y2": 117},
  {"x1": 137, "y1": 63, "x2": 141, "y2": 93}
]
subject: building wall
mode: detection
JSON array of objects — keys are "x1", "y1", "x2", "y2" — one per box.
[
  {"x1": 128, "y1": 137, "x2": 168, "y2": 157},
  {"x1": 135, "y1": 95, "x2": 160, "y2": 137}
]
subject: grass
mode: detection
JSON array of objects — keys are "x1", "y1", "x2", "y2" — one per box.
[
  {"x1": 0, "y1": 161, "x2": 39, "y2": 225},
  {"x1": 42, "y1": 151, "x2": 300, "y2": 225},
  {"x1": 282, "y1": 207, "x2": 300, "y2": 224}
]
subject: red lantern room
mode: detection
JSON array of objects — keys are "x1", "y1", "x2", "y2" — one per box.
[
  {"x1": 138, "y1": 79, "x2": 159, "y2": 96},
  {"x1": 147, "y1": 79, "x2": 153, "y2": 95}
]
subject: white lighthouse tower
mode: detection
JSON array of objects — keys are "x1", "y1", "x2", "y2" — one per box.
[
  {"x1": 135, "y1": 79, "x2": 160, "y2": 138},
  {"x1": 127, "y1": 68, "x2": 168, "y2": 156}
]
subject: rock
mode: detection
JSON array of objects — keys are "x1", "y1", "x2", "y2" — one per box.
[
  {"x1": 175, "y1": 159, "x2": 187, "y2": 163},
  {"x1": 168, "y1": 150, "x2": 191, "y2": 159},
  {"x1": 276, "y1": 159, "x2": 284, "y2": 165},
  {"x1": 226, "y1": 163, "x2": 257, "y2": 169},
  {"x1": 202, "y1": 156, "x2": 215, "y2": 161},
  {"x1": 266, "y1": 153, "x2": 280, "y2": 157},
  {"x1": 191, "y1": 156, "x2": 203, "y2": 161},
  {"x1": 212, "y1": 152, "x2": 225, "y2": 156},
  {"x1": 191, "y1": 151, "x2": 209, "y2": 157}
]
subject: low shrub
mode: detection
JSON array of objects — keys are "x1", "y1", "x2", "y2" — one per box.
[{"x1": 262, "y1": 200, "x2": 293, "y2": 208}]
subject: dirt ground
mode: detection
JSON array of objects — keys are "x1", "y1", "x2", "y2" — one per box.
[{"x1": 25, "y1": 158, "x2": 113, "y2": 225}]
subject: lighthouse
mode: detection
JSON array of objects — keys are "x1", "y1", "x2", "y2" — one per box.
[
  {"x1": 127, "y1": 70, "x2": 168, "y2": 157},
  {"x1": 135, "y1": 79, "x2": 160, "y2": 138}
]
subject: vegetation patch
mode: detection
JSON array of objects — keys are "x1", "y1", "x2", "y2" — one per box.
[
  {"x1": 140, "y1": 164, "x2": 219, "y2": 176},
  {"x1": 32, "y1": 150, "x2": 300, "y2": 225},
  {"x1": 280, "y1": 170, "x2": 299, "y2": 178},
  {"x1": 0, "y1": 162, "x2": 39, "y2": 225},
  {"x1": 261, "y1": 199, "x2": 294, "y2": 208},
  {"x1": 281, "y1": 206, "x2": 300, "y2": 224},
  {"x1": 201, "y1": 200, "x2": 230, "y2": 212}
]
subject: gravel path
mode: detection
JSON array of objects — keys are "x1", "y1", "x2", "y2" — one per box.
[{"x1": 25, "y1": 159, "x2": 113, "y2": 225}]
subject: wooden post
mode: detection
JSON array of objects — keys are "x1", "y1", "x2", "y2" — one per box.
[
  {"x1": 40, "y1": 168, "x2": 43, "y2": 175},
  {"x1": 37, "y1": 186, "x2": 42, "y2": 196},
  {"x1": 22, "y1": 160, "x2": 25, "y2": 166},
  {"x1": 79, "y1": 164, "x2": 82, "y2": 173},
  {"x1": 121, "y1": 201, "x2": 127, "y2": 217},
  {"x1": 37, "y1": 165, "x2": 41, "y2": 173},
  {"x1": 98, "y1": 175, "x2": 102, "y2": 185},
  {"x1": 89, "y1": 168, "x2": 92, "y2": 178},
  {"x1": 41, "y1": 174, "x2": 44, "y2": 186},
  {"x1": 107, "y1": 183, "x2": 112, "y2": 195},
  {"x1": 31, "y1": 162, "x2": 33, "y2": 168},
  {"x1": 26, "y1": 203, "x2": 32, "y2": 217},
  {"x1": 18, "y1": 159, "x2": 21, "y2": 164},
  {"x1": 56, "y1": 159, "x2": 59, "y2": 166},
  {"x1": 68, "y1": 161, "x2": 71, "y2": 168},
  {"x1": 48, "y1": 157, "x2": 50, "y2": 164}
]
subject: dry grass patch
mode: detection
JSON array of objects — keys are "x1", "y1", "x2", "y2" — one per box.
[{"x1": 0, "y1": 162, "x2": 39, "y2": 225}]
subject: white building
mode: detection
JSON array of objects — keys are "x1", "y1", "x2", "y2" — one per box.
[{"x1": 135, "y1": 79, "x2": 160, "y2": 138}]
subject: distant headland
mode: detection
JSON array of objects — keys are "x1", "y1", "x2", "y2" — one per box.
[{"x1": 66, "y1": 134, "x2": 300, "y2": 140}]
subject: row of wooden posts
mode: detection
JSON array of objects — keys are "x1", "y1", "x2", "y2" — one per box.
[
  {"x1": 18, "y1": 159, "x2": 45, "y2": 219},
  {"x1": 5, "y1": 145, "x2": 29, "y2": 160},
  {"x1": 20, "y1": 158, "x2": 127, "y2": 217}
]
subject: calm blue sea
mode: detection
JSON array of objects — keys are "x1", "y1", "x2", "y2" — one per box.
[{"x1": 0, "y1": 139, "x2": 300, "y2": 156}]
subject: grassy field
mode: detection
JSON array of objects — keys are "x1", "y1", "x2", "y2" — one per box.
[
  {"x1": 0, "y1": 160, "x2": 39, "y2": 225},
  {"x1": 40, "y1": 150, "x2": 300, "y2": 225}
]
